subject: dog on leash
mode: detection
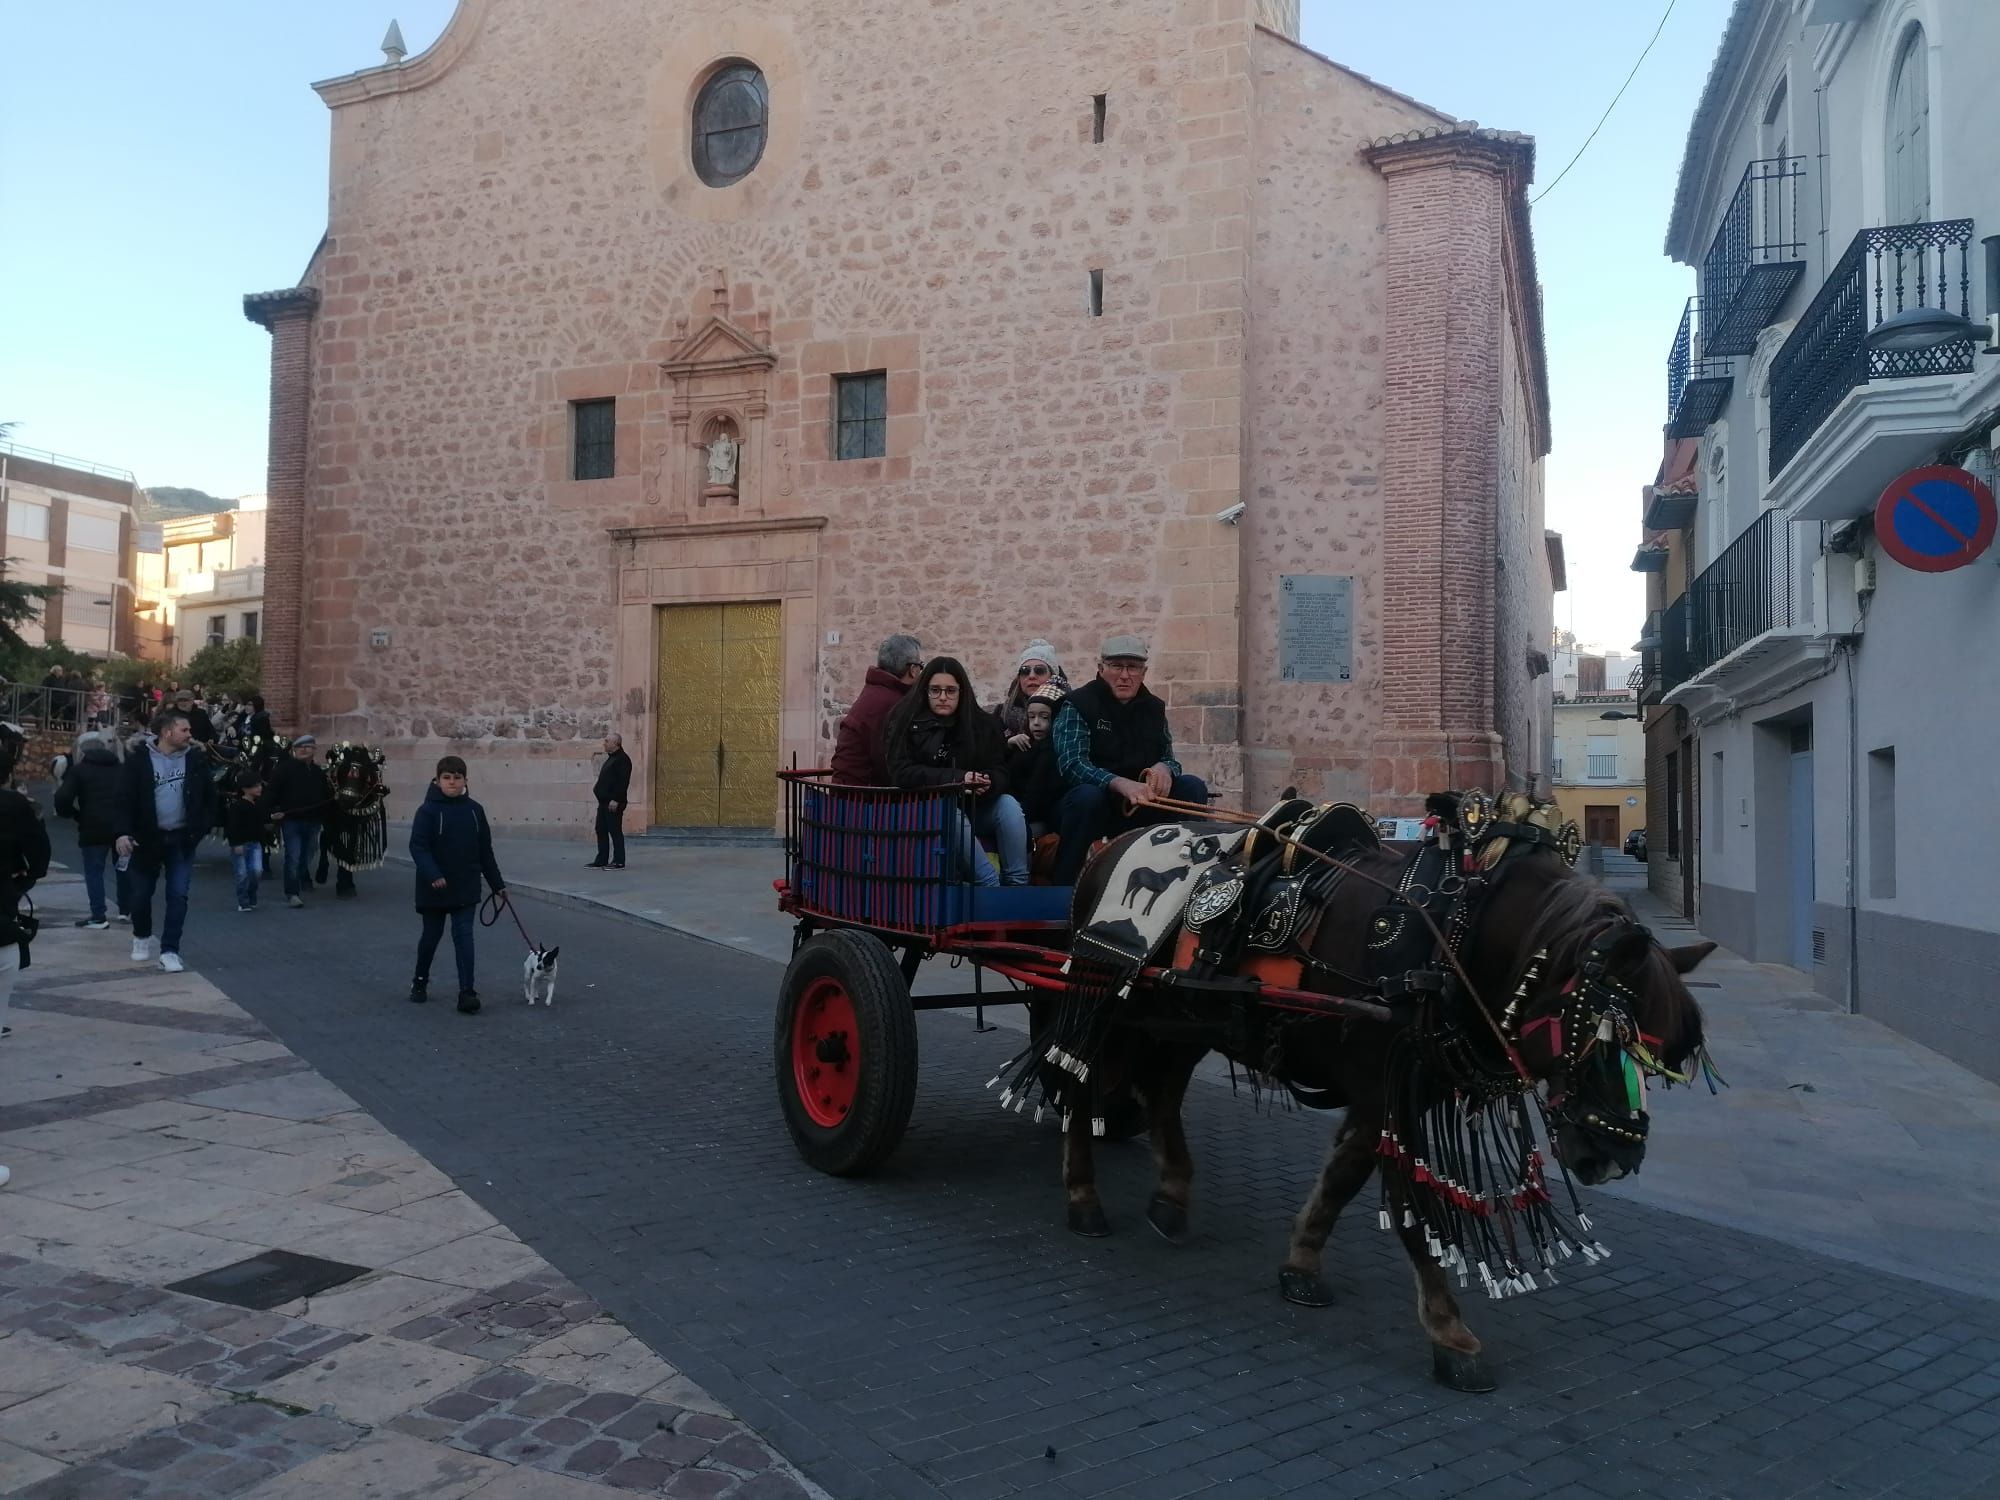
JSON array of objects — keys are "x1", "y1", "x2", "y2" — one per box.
[{"x1": 522, "y1": 946, "x2": 561, "y2": 1006}]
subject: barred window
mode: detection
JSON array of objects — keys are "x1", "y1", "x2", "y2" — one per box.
[
  {"x1": 572, "y1": 399, "x2": 616, "y2": 481},
  {"x1": 834, "y1": 372, "x2": 887, "y2": 461}
]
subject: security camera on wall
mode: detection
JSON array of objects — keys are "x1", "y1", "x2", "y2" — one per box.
[{"x1": 1215, "y1": 502, "x2": 1246, "y2": 525}]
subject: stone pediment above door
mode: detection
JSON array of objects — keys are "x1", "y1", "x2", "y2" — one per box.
[{"x1": 660, "y1": 316, "x2": 776, "y2": 379}]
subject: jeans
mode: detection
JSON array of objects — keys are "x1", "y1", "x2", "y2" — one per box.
[
  {"x1": 282, "y1": 820, "x2": 320, "y2": 898},
  {"x1": 1052, "y1": 775, "x2": 1211, "y2": 884},
  {"x1": 595, "y1": 804, "x2": 626, "y2": 866},
  {"x1": 129, "y1": 836, "x2": 198, "y2": 954},
  {"x1": 946, "y1": 794, "x2": 1029, "y2": 887},
  {"x1": 80, "y1": 844, "x2": 130, "y2": 921},
  {"x1": 0, "y1": 943, "x2": 16, "y2": 1032},
  {"x1": 416, "y1": 907, "x2": 477, "y2": 993},
  {"x1": 231, "y1": 846, "x2": 263, "y2": 908}
]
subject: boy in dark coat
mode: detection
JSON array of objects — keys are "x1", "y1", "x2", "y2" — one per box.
[
  {"x1": 224, "y1": 778, "x2": 277, "y2": 912},
  {"x1": 408, "y1": 755, "x2": 507, "y2": 1013}
]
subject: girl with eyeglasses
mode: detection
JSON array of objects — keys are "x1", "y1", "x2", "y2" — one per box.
[{"x1": 883, "y1": 656, "x2": 1029, "y2": 886}]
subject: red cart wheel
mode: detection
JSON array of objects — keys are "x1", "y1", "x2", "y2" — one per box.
[{"x1": 776, "y1": 931, "x2": 918, "y2": 1175}]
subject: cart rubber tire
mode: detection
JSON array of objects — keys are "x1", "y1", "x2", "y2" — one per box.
[{"x1": 777, "y1": 930, "x2": 919, "y2": 1176}]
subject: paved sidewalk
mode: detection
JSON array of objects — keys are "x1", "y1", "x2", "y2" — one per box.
[
  {"x1": 454, "y1": 826, "x2": 2000, "y2": 1304},
  {"x1": 0, "y1": 875, "x2": 826, "y2": 1499}
]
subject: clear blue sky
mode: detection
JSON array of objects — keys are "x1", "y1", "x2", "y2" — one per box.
[{"x1": 0, "y1": 0, "x2": 1729, "y2": 649}]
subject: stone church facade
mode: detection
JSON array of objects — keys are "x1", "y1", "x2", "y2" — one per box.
[{"x1": 246, "y1": 0, "x2": 1554, "y2": 833}]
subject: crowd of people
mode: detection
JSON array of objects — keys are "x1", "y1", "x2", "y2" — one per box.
[{"x1": 829, "y1": 632, "x2": 1210, "y2": 886}]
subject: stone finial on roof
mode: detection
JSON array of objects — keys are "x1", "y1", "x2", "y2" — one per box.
[{"x1": 381, "y1": 20, "x2": 407, "y2": 64}]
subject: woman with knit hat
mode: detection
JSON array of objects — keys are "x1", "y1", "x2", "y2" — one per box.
[{"x1": 992, "y1": 638, "x2": 1069, "y2": 750}]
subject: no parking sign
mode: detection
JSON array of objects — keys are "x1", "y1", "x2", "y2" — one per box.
[{"x1": 1873, "y1": 465, "x2": 1997, "y2": 573}]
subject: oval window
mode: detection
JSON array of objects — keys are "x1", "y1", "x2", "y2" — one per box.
[{"x1": 692, "y1": 63, "x2": 768, "y2": 188}]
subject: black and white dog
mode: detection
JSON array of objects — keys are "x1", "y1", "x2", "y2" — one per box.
[{"x1": 522, "y1": 946, "x2": 561, "y2": 1006}]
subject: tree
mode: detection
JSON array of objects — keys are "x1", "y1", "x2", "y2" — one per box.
[{"x1": 179, "y1": 637, "x2": 262, "y2": 698}]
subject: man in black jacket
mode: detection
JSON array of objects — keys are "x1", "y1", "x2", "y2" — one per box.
[
  {"x1": 271, "y1": 735, "x2": 331, "y2": 908},
  {"x1": 587, "y1": 732, "x2": 632, "y2": 870},
  {"x1": 111, "y1": 710, "x2": 213, "y2": 972}
]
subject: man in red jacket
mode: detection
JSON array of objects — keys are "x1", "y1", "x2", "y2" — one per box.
[{"x1": 829, "y1": 634, "x2": 923, "y2": 785}]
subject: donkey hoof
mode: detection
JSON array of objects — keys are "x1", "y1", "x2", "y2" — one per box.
[
  {"x1": 1067, "y1": 1203, "x2": 1112, "y2": 1238},
  {"x1": 1145, "y1": 1195, "x2": 1188, "y2": 1244},
  {"x1": 1278, "y1": 1269, "x2": 1334, "y2": 1308},
  {"x1": 1431, "y1": 1345, "x2": 1498, "y2": 1393}
]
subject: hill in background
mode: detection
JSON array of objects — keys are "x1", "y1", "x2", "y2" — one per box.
[{"x1": 140, "y1": 486, "x2": 236, "y2": 520}]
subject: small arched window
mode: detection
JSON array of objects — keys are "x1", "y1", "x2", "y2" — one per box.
[
  {"x1": 1885, "y1": 26, "x2": 1930, "y2": 224},
  {"x1": 692, "y1": 62, "x2": 768, "y2": 189}
]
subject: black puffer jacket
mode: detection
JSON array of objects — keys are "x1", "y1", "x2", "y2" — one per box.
[
  {"x1": 887, "y1": 708, "x2": 1011, "y2": 798},
  {"x1": 55, "y1": 740, "x2": 126, "y2": 847}
]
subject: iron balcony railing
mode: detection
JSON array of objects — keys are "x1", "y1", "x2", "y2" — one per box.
[
  {"x1": 1769, "y1": 218, "x2": 1978, "y2": 475},
  {"x1": 1684, "y1": 510, "x2": 1795, "y2": 682},
  {"x1": 1666, "y1": 298, "x2": 1734, "y2": 438},
  {"x1": 1700, "y1": 156, "x2": 1807, "y2": 357},
  {"x1": 1630, "y1": 653, "x2": 1661, "y2": 706},
  {"x1": 1658, "y1": 595, "x2": 1692, "y2": 695}
]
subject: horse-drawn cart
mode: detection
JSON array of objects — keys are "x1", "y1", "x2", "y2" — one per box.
[{"x1": 772, "y1": 769, "x2": 1391, "y2": 1176}]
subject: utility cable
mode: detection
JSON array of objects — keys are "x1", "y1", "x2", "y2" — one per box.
[{"x1": 1531, "y1": 0, "x2": 1678, "y2": 205}]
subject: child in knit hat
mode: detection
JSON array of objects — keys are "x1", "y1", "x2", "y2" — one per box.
[
  {"x1": 1007, "y1": 681, "x2": 1069, "y2": 843},
  {"x1": 994, "y1": 638, "x2": 1068, "y2": 749}
]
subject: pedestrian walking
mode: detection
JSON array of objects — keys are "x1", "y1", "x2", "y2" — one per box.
[
  {"x1": 586, "y1": 732, "x2": 632, "y2": 870},
  {"x1": 225, "y1": 778, "x2": 275, "y2": 912},
  {"x1": 111, "y1": 709, "x2": 213, "y2": 973},
  {"x1": 408, "y1": 755, "x2": 506, "y2": 1014},
  {"x1": 54, "y1": 731, "x2": 131, "y2": 927},
  {"x1": 0, "y1": 721, "x2": 52, "y2": 1193},
  {"x1": 273, "y1": 735, "x2": 330, "y2": 908}
]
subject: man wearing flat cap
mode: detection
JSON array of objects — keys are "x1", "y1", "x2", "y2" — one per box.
[{"x1": 1048, "y1": 634, "x2": 1209, "y2": 883}]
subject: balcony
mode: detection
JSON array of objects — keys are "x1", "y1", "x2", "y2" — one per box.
[
  {"x1": 1666, "y1": 298, "x2": 1734, "y2": 440},
  {"x1": 1663, "y1": 511, "x2": 1836, "y2": 722},
  {"x1": 1629, "y1": 650, "x2": 1662, "y2": 707},
  {"x1": 1699, "y1": 157, "x2": 1807, "y2": 357},
  {"x1": 1658, "y1": 595, "x2": 1692, "y2": 695},
  {"x1": 1768, "y1": 219, "x2": 1988, "y2": 514}
]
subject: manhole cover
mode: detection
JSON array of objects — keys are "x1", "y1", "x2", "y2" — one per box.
[{"x1": 167, "y1": 1250, "x2": 370, "y2": 1310}]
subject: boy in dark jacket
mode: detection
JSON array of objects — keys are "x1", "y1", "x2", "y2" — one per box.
[
  {"x1": 1005, "y1": 684, "x2": 1068, "y2": 835},
  {"x1": 54, "y1": 731, "x2": 130, "y2": 927},
  {"x1": 408, "y1": 755, "x2": 507, "y2": 1013},
  {"x1": 224, "y1": 779, "x2": 276, "y2": 912}
]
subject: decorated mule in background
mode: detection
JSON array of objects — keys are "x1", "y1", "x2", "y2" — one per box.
[
  {"x1": 316, "y1": 741, "x2": 390, "y2": 897},
  {"x1": 1016, "y1": 789, "x2": 1715, "y2": 1391}
]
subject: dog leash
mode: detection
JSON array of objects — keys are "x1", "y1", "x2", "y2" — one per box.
[{"x1": 478, "y1": 887, "x2": 540, "y2": 952}]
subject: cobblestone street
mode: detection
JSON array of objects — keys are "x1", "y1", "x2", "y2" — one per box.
[{"x1": 103, "y1": 843, "x2": 1999, "y2": 1500}]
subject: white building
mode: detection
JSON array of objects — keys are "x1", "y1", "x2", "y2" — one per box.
[
  {"x1": 132, "y1": 495, "x2": 268, "y2": 665},
  {"x1": 1656, "y1": 0, "x2": 2000, "y2": 1078}
]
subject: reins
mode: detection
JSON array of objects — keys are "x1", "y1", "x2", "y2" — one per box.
[{"x1": 1143, "y1": 794, "x2": 1533, "y2": 1082}]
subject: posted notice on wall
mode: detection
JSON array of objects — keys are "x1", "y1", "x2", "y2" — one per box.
[{"x1": 1278, "y1": 574, "x2": 1353, "y2": 683}]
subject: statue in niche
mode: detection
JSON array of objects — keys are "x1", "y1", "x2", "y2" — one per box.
[{"x1": 704, "y1": 430, "x2": 739, "y2": 496}]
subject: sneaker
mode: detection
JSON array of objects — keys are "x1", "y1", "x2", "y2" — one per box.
[
  {"x1": 408, "y1": 978, "x2": 429, "y2": 1004},
  {"x1": 456, "y1": 990, "x2": 481, "y2": 1014},
  {"x1": 159, "y1": 952, "x2": 185, "y2": 974},
  {"x1": 608, "y1": 862, "x2": 625, "y2": 870},
  {"x1": 131, "y1": 936, "x2": 159, "y2": 963},
  {"x1": 75, "y1": 917, "x2": 110, "y2": 930},
  {"x1": 238, "y1": 904, "x2": 256, "y2": 913},
  {"x1": 287, "y1": 896, "x2": 304, "y2": 909},
  {"x1": 111, "y1": 912, "x2": 130, "y2": 924},
  {"x1": 584, "y1": 861, "x2": 607, "y2": 869},
  {"x1": 0, "y1": 1164, "x2": 10, "y2": 1190}
]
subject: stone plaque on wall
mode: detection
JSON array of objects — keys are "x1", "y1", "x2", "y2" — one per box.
[{"x1": 1278, "y1": 574, "x2": 1353, "y2": 683}]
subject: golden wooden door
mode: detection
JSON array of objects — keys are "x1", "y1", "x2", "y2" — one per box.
[{"x1": 654, "y1": 602, "x2": 782, "y2": 827}]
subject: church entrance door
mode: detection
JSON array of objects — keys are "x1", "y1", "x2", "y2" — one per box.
[{"x1": 653, "y1": 601, "x2": 782, "y2": 828}]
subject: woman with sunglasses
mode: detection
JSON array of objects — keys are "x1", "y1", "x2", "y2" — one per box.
[
  {"x1": 993, "y1": 638, "x2": 1069, "y2": 752},
  {"x1": 884, "y1": 656, "x2": 1029, "y2": 886}
]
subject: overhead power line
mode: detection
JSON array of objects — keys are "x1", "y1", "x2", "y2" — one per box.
[{"x1": 1531, "y1": 0, "x2": 1679, "y2": 206}]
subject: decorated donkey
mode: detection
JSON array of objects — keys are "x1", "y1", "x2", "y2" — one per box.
[{"x1": 1004, "y1": 790, "x2": 1713, "y2": 1392}]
